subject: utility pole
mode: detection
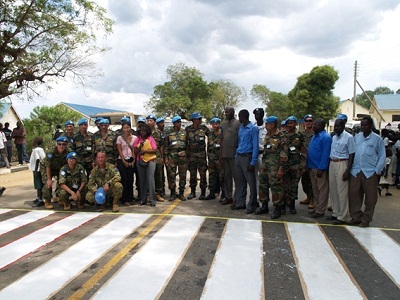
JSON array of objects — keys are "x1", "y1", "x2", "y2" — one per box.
[{"x1": 353, "y1": 60, "x2": 357, "y2": 120}]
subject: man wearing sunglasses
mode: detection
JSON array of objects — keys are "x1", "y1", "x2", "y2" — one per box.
[
  {"x1": 39, "y1": 136, "x2": 68, "y2": 209},
  {"x1": 93, "y1": 118, "x2": 117, "y2": 165}
]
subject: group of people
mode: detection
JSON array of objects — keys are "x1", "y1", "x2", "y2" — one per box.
[
  {"x1": 0, "y1": 121, "x2": 30, "y2": 168},
  {"x1": 27, "y1": 107, "x2": 387, "y2": 227}
]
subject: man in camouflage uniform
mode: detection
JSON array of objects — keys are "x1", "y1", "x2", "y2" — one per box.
[
  {"x1": 40, "y1": 136, "x2": 69, "y2": 209},
  {"x1": 156, "y1": 117, "x2": 167, "y2": 195},
  {"x1": 300, "y1": 114, "x2": 315, "y2": 209},
  {"x1": 73, "y1": 118, "x2": 94, "y2": 177},
  {"x1": 62, "y1": 120, "x2": 75, "y2": 152},
  {"x1": 256, "y1": 116, "x2": 289, "y2": 219},
  {"x1": 164, "y1": 115, "x2": 187, "y2": 201},
  {"x1": 93, "y1": 118, "x2": 117, "y2": 165},
  {"x1": 58, "y1": 152, "x2": 87, "y2": 210},
  {"x1": 205, "y1": 117, "x2": 224, "y2": 200},
  {"x1": 186, "y1": 112, "x2": 210, "y2": 200},
  {"x1": 284, "y1": 116, "x2": 306, "y2": 214},
  {"x1": 86, "y1": 150, "x2": 123, "y2": 212},
  {"x1": 148, "y1": 115, "x2": 165, "y2": 202}
]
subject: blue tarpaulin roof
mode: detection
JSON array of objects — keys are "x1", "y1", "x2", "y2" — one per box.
[{"x1": 60, "y1": 102, "x2": 125, "y2": 117}]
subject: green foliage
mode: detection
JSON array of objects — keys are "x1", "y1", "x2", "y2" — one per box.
[
  {"x1": 209, "y1": 80, "x2": 246, "y2": 119},
  {"x1": 356, "y1": 86, "x2": 394, "y2": 109},
  {"x1": 24, "y1": 104, "x2": 81, "y2": 153},
  {"x1": 0, "y1": 0, "x2": 113, "y2": 100},
  {"x1": 288, "y1": 65, "x2": 340, "y2": 121}
]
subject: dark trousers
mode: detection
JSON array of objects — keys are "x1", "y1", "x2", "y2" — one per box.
[
  {"x1": 117, "y1": 159, "x2": 134, "y2": 202},
  {"x1": 234, "y1": 154, "x2": 258, "y2": 211},
  {"x1": 16, "y1": 143, "x2": 29, "y2": 164}
]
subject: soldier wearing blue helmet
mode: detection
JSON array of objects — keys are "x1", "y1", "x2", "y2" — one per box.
[
  {"x1": 73, "y1": 118, "x2": 94, "y2": 177},
  {"x1": 61, "y1": 120, "x2": 75, "y2": 152},
  {"x1": 93, "y1": 118, "x2": 117, "y2": 164},
  {"x1": 186, "y1": 112, "x2": 210, "y2": 200}
]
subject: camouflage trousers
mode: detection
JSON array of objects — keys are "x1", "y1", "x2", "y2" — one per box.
[
  {"x1": 301, "y1": 169, "x2": 314, "y2": 200},
  {"x1": 86, "y1": 182, "x2": 123, "y2": 205},
  {"x1": 166, "y1": 158, "x2": 187, "y2": 193},
  {"x1": 58, "y1": 187, "x2": 87, "y2": 206},
  {"x1": 41, "y1": 174, "x2": 59, "y2": 202},
  {"x1": 207, "y1": 157, "x2": 224, "y2": 193},
  {"x1": 187, "y1": 151, "x2": 207, "y2": 189},
  {"x1": 154, "y1": 162, "x2": 165, "y2": 196},
  {"x1": 258, "y1": 165, "x2": 285, "y2": 206},
  {"x1": 284, "y1": 164, "x2": 302, "y2": 203}
]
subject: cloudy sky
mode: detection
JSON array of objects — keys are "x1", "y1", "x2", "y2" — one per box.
[{"x1": 12, "y1": 0, "x2": 400, "y2": 119}]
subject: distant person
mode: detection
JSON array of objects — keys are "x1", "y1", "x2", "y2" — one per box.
[
  {"x1": 2, "y1": 122, "x2": 13, "y2": 163},
  {"x1": 53, "y1": 124, "x2": 64, "y2": 140},
  {"x1": 0, "y1": 123, "x2": 11, "y2": 168},
  {"x1": 30, "y1": 137, "x2": 46, "y2": 207},
  {"x1": 12, "y1": 121, "x2": 29, "y2": 165}
]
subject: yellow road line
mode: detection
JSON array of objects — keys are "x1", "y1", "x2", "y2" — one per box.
[{"x1": 69, "y1": 200, "x2": 180, "y2": 299}]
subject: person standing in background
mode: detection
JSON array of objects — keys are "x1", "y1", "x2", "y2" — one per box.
[
  {"x1": 12, "y1": 121, "x2": 29, "y2": 165},
  {"x1": 2, "y1": 122, "x2": 13, "y2": 164}
]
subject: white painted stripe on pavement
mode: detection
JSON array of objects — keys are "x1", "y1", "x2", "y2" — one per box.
[
  {"x1": 347, "y1": 226, "x2": 400, "y2": 287},
  {"x1": 287, "y1": 223, "x2": 364, "y2": 300},
  {"x1": 201, "y1": 219, "x2": 263, "y2": 300},
  {"x1": 0, "y1": 209, "x2": 11, "y2": 215},
  {"x1": 94, "y1": 215, "x2": 205, "y2": 300},
  {"x1": 0, "y1": 211, "x2": 54, "y2": 235},
  {"x1": 0, "y1": 212, "x2": 99, "y2": 269},
  {"x1": 0, "y1": 214, "x2": 150, "y2": 299}
]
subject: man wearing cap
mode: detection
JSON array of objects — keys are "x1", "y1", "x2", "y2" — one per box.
[
  {"x1": 307, "y1": 118, "x2": 332, "y2": 218},
  {"x1": 148, "y1": 115, "x2": 165, "y2": 202},
  {"x1": 284, "y1": 116, "x2": 306, "y2": 214},
  {"x1": 257, "y1": 116, "x2": 289, "y2": 218},
  {"x1": 328, "y1": 118, "x2": 355, "y2": 225},
  {"x1": 300, "y1": 114, "x2": 315, "y2": 208},
  {"x1": 233, "y1": 109, "x2": 259, "y2": 214},
  {"x1": 186, "y1": 112, "x2": 210, "y2": 200},
  {"x1": 86, "y1": 150, "x2": 123, "y2": 212},
  {"x1": 40, "y1": 136, "x2": 69, "y2": 209},
  {"x1": 156, "y1": 117, "x2": 167, "y2": 196},
  {"x1": 94, "y1": 117, "x2": 104, "y2": 133},
  {"x1": 58, "y1": 152, "x2": 88, "y2": 210},
  {"x1": 280, "y1": 120, "x2": 288, "y2": 134},
  {"x1": 220, "y1": 107, "x2": 241, "y2": 206},
  {"x1": 164, "y1": 115, "x2": 188, "y2": 201},
  {"x1": 205, "y1": 118, "x2": 224, "y2": 200},
  {"x1": 73, "y1": 118, "x2": 94, "y2": 177},
  {"x1": 93, "y1": 118, "x2": 117, "y2": 165},
  {"x1": 62, "y1": 120, "x2": 75, "y2": 152}
]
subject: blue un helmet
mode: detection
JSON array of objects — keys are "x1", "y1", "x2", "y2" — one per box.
[
  {"x1": 99, "y1": 119, "x2": 110, "y2": 125},
  {"x1": 66, "y1": 152, "x2": 78, "y2": 159},
  {"x1": 156, "y1": 117, "x2": 164, "y2": 124},
  {"x1": 172, "y1": 115, "x2": 182, "y2": 123},
  {"x1": 138, "y1": 116, "x2": 146, "y2": 123},
  {"x1": 77, "y1": 118, "x2": 88, "y2": 126},
  {"x1": 64, "y1": 120, "x2": 74, "y2": 126},
  {"x1": 264, "y1": 116, "x2": 278, "y2": 123},
  {"x1": 56, "y1": 136, "x2": 69, "y2": 143},
  {"x1": 210, "y1": 117, "x2": 221, "y2": 124},
  {"x1": 95, "y1": 187, "x2": 106, "y2": 205},
  {"x1": 146, "y1": 114, "x2": 157, "y2": 121},
  {"x1": 336, "y1": 113, "x2": 348, "y2": 122},
  {"x1": 286, "y1": 116, "x2": 297, "y2": 123},
  {"x1": 190, "y1": 112, "x2": 202, "y2": 120}
]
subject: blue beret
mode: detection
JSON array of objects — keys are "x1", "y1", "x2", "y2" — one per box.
[
  {"x1": 264, "y1": 116, "x2": 278, "y2": 123},
  {"x1": 336, "y1": 113, "x2": 348, "y2": 121},
  {"x1": 66, "y1": 152, "x2": 78, "y2": 159},
  {"x1": 210, "y1": 118, "x2": 221, "y2": 124},
  {"x1": 156, "y1": 117, "x2": 164, "y2": 124},
  {"x1": 120, "y1": 117, "x2": 130, "y2": 123},
  {"x1": 95, "y1": 117, "x2": 104, "y2": 123},
  {"x1": 286, "y1": 116, "x2": 297, "y2": 122},
  {"x1": 190, "y1": 112, "x2": 202, "y2": 120},
  {"x1": 281, "y1": 120, "x2": 287, "y2": 126},
  {"x1": 77, "y1": 118, "x2": 88, "y2": 125},
  {"x1": 138, "y1": 116, "x2": 146, "y2": 123},
  {"x1": 303, "y1": 114, "x2": 314, "y2": 120},
  {"x1": 56, "y1": 136, "x2": 68, "y2": 143},
  {"x1": 64, "y1": 120, "x2": 74, "y2": 126},
  {"x1": 99, "y1": 119, "x2": 110, "y2": 125},
  {"x1": 172, "y1": 115, "x2": 182, "y2": 123},
  {"x1": 146, "y1": 114, "x2": 157, "y2": 121}
]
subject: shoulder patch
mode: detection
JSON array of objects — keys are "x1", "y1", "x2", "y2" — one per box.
[
  {"x1": 60, "y1": 170, "x2": 66, "y2": 176},
  {"x1": 47, "y1": 153, "x2": 53, "y2": 158}
]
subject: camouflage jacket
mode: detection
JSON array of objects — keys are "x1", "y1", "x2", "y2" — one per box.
[
  {"x1": 152, "y1": 128, "x2": 164, "y2": 163},
  {"x1": 186, "y1": 124, "x2": 210, "y2": 151},
  {"x1": 93, "y1": 131, "x2": 117, "y2": 163},
  {"x1": 164, "y1": 129, "x2": 187, "y2": 159},
  {"x1": 59, "y1": 164, "x2": 87, "y2": 189},
  {"x1": 40, "y1": 147, "x2": 68, "y2": 177},
  {"x1": 285, "y1": 130, "x2": 307, "y2": 169},
  {"x1": 262, "y1": 129, "x2": 288, "y2": 172},
  {"x1": 73, "y1": 131, "x2": 94, "y2": 163},
  {"x1": 207, "y1": 129, "x2": 222, "y2": 160},
  {"x1": 87, "y1": 163, "x2": 121, "y2": 193}
]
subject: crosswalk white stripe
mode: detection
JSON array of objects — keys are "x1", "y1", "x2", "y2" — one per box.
[
  {"x1": 0, "y1": 212, "x2": 100, "y2": 269},
  {"x1": 347, "y1": 226, "x2": 400, "y2": 287},
  {"x1": 93, "y1": 215, "x2": 205, "y2": 300},
  {"x1": 0, "y1": 211, "x2": 54, "y2": 235},
  {"x1": 0, "y1": 214, "x2": 150, "y2": 299},
  {"x1": 287, "y1": 223, "x2": 364, "y2": 300},
  {"x1": 201, "y1": 219, "x2": 263, "y2": 300},
  {"x1": 0, "y1": 209, "x2": 11, "y2": 215}
]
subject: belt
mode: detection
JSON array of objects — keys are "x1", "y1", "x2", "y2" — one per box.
[
  {"x1": 238, "y1": 152, "x2": 252, "y2": 157},
  {"x1": 330, "y1": 158, "x2": 348, "y2": 162}
]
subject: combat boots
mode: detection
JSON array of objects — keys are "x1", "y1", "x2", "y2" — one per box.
[
  {"x1": 205, "y1": 191, "x2": 216, "y2": 200},
  {"x1": 156, "y1": 194, "x2": 165, "y2": 202},
  {"x1": 271, "y1": 205, "x2": 284, "y2": 219},
  {"x1": 289, "y1": 199, "x2": 297, "y2": 214},
  {"x1": 198, "y1": 188, "x2": 206, "y2": 200},
  {"x1": 44, "y1": 199, "x2": 53, "y2": 209},
  {"x1": 187, "y1": 188, "x2": 196, "y2": 200},
  {"x1": 255, "y1": 202, "x2": 269, "y2": 215},
  {"x1": 178, "y1": 190, "x2": 186, "y2": 201},
  {"x1": 169, "y1": 190, "x2": 176, "y2": 201}
]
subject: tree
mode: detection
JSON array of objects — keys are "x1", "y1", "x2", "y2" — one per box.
[
  {"x1": 356, "y1": 86, "x2": 394, "y2": 109},
  {"x1": 288, "y1": 65, "x2": 340, "y2": 121},
  {"x1": 209, "y1": 80, "x2": 246, "y2": 119},
  {"x1": 250, "y1": 84, "x2": 290, "y2": 120},
  {"x1": 147, "y1": 63, "x2": 213, "y2": 119},
  {"x1": 24, "y1": 104, "x2": 81, "y2": 153},
  {"x1": 0, "y1": 0, "x2": 113, "y2": 100}
]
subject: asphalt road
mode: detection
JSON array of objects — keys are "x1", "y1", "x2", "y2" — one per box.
[{"x1": 0, "y1": 169, "x2": 399, "y2": 299}]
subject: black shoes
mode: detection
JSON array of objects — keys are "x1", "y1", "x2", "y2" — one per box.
[
  {"x1": 271, "y1": 205, "x2": 283, "y2": 219},
  {"x1": 0, "y1": 187, "x2": 5, "y2": 197},
  {"x1": 169, "y1": 191, "x2": 176, "y2": 201},
  {"x1": 187, "y1": 188, "x2": 196, "y2": 200},
  {"x1": 178, "y1": 191, "x2": 186, "y2": 201},
  {"x1": 204, "y1": 193, "x2": 215, "y2": 200},
  {"x1": 255, "y1": 203, "x2": 269, "y2": 215},
  {"x1": 198, "y1": 188, "x2": 206, "y2": 200},
  {"x1": 309, "y1": 212, "x2": 324, "y2": 218}
]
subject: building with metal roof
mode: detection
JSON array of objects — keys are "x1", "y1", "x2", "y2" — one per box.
[{"x1": 370, "y1": 94, "x2": 400, "y2": 127}]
